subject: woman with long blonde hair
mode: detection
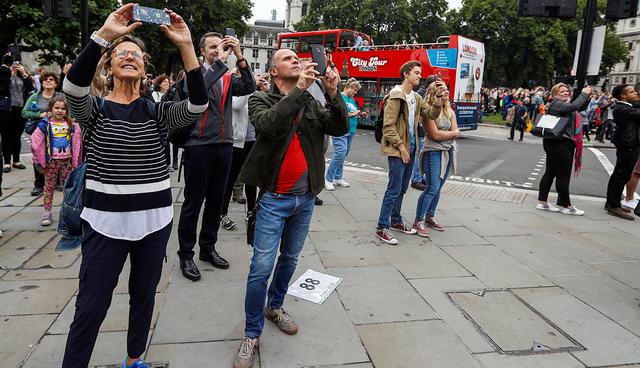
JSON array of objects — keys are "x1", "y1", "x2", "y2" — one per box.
[{"x1": 412, "y1": 81, "x2": 460, "y2": 236}]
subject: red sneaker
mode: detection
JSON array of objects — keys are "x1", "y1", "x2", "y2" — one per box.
[
  {"x1": 375, "y1": 228, "x2": 398, "y2": 245},
  {"x1": 412, "y1": 220, "x2": 429, "y2": 237},
  {"x1": 425, "y1": 217, "x2": 444, "y2": 231},
  {"x1": 390, "y1": 222, "x2": 417, "y2": 235}
]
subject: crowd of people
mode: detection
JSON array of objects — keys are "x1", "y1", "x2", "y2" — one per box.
[{"x1": 1, "y1": 4, "x2": 640, "y2": 368}]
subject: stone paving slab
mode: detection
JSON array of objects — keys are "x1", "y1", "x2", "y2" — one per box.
[
  {"x1": 590, "y1": 261, "x2": 640, "y2": 289},
  {"x1": 0, "y1": 279, "x2": 77, "y2": 315},
  {"x1": 49, "y1": 293, "x2": 164, "y2": 335},
  {"x1": 381, "y1": 243, "x2": 471, "y2": 279},
  {"x1": 329, "y1": 265, "x2": 437, "y2": 325},
  {"x1": 426, "y1": 226, "x2": 490, "y2": 247},
  {"x1": 515, "y1": 287, "x2": 640, "y2": 367},
  {"x1": 309, "y1": 204, "x2": 360, "y2": 232},
  {"x1": 358, "y1": 320, "x2": 484, "y2": 368},
  {"x1": 23, "y1": 246, "x2": 80, "y2": 269},
  {"x1": 550, "y1": 272, "x2": 640, "y2": 335},
  {"x1": 1, "y1": 314, "x2": 57, "y2": 368},
  {"x1": 443, "y1": 245, "x2": 553, "y2": 288},
  {"x1": 536, "y1": 231, "x2": 626, "y2": 264},
  {"x1": 308, "y1": 230, "x2": 389, "y2": 268},
  {"x1": 146, "y1": 340, "x2": 262, "y2": 368},
  {"x1": 474, "y1": 352, "x2": 585, "y2": 368},
  {"x1": 585, "y1": 230, "x2": 640, "y2": 261},
  {"x1": 22, "y1": 331, "x2": 135, "y2": 368},
  {"x1": 2, "y1": 261, "x2": 80, "y2": 281},
  {"x1": 336, "y1": 197, "x2": 386, "y2": 223}
]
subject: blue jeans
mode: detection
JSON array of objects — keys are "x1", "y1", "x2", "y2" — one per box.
[
  {"x1": 415, "y1": 150, "x2": 452, "y2": 221},
  {"x1": 377, "y1": 146, "x2": 415, "y2": 229},
  {"x1": 411, "y1": 137, "x2": 424, "y2": 184},
  {"x1": 244, "y1": 191, "x2": 315, "y2": 338},
  {"x1": 326, "y1": 132, "x2": 355, "y2": 182}
]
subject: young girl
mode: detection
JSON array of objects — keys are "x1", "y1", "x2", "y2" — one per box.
[{"x1": 31, "y1": 96, "x2": 82, "y2": 226}]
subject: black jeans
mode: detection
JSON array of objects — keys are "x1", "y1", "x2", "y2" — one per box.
[
  {"x1": 62, "y1": 222, "x2": 171, "y2": 368},
  {"x1": 33, "y1": 165, "x2": 44, "y2": 189},
  {"x1": 221, "y1": 141, "x2": 254, "y2": 216},
  {"x1": 509, "y1": 122, "x2": 524, "y2": 140},
  {"x1": 0, "y1": 107, "x2": 25, "y2": 163},
  {"x1": 177, "y1": 143, "x2": 233, "y2": 259},
  {"x1": 606, "y1": 147, "x2": 640, "y2": 209},
  {"x1": 538, "y1": 138, "x2": 575, "y2": 207}
]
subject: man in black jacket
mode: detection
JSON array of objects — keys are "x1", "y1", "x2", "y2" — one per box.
[
  {"x1": 232, "y1": 48, "x2": 348, "y2": 368},
  {"x1": 605, "y1": 84, "x2": 640, "y2": 220},
  {"x1": 177, "y1": 32, "x2": 256, "y2": 281}
]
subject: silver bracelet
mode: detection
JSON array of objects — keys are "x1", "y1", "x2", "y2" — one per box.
[{"x1": 90, "y1": 32, "x2": 111, "y2": 49}]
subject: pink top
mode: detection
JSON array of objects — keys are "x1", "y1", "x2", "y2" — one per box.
[{"x1": 31, "y1": 118, "x2": 83, "y2": 168}]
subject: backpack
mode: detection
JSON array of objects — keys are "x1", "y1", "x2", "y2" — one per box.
[{"x1": 374, "y1": 95, "x2": 404, "y2": 143}]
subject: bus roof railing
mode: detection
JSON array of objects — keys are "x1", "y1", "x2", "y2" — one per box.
[{"x1": 334, "y1": 41, "x2": 450, "y2": 52}]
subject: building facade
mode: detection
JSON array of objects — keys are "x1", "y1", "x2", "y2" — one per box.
[
  {"x1": 227, "y1": 20, "x2": 288, "y2": 74},
  {"x1": 608, "y1": 15, "x2": 640, "y2": 87}
]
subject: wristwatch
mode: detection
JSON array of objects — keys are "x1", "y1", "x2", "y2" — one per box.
[{"x1": 90, "y1": 32, "x2": 111, "y2": 49}]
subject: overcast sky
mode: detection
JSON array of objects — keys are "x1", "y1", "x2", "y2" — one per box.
[{"x1": 250, "y1": 0, "x2": 463, "y2": 22}]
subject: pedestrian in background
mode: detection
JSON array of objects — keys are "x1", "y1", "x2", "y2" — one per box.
[
  {"x1": 176, "y1": 30, "x2": 255, "y2": 282},
  {"x1": 0, "y1": 55, "x2": 33, "y2": 173},
  {"x1": 536, "y1": 83, "x2": 590, "y2": 215},
  {"x1": 21, "y1": 70, "x2": 61, "y2": 196},
  {"x1": 30, "y1": 96, "x2": 82, "y2": 226},
  {"x1": 605, "y1": 84, "x2": 640, "y2": 220},
  {"x1": 60, "y1": 5, "x2": 208, "y2": 367},
  {"x1": 412, "y1": 81, "x2": 459, "y2": 236},
  {"x1": 375, "y1": 61, "x2": 445, "y2": 245},
  {"x1": 233, "y1": 48, "x2": 348, "y2": 368},
  {"x1": 151, "y1": 73, "x2": 170, "y2": 102},
  {"x1": 325, "y1": 77, "x2": 362, "y2": 190}
]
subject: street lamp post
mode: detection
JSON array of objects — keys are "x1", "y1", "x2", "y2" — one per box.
[{"x1": 573, "y1": 0, "x2": 598, "y2": 101}]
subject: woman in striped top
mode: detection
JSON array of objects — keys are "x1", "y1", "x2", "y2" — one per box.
[{"x1": 61, "y1": 5, "x2": 207, "y2": 368}]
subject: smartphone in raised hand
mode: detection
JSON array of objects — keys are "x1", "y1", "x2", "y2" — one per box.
[
  {"x1": 132, "y1": 4, "x2": 170, "y2": 26},
  {"x1": 310, "y1": 44, "x2": 327, "y2": 77}
]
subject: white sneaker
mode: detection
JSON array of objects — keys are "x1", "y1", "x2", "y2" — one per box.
[
  {"x1": 622, "y1": 198, "x2": 639, "y2": 210},
  {"x1": 560, "y1": 206, "x2": 585, "y2": 216},
  {"x1": 333, "y1": 179, "x2": 350, "y2": 187},
  {"x1": 324, "y1": 180, "x2": 335, "y2": 191},
  {"x1": 536, "y1": 203, "x2": 560, "y2": 212}
]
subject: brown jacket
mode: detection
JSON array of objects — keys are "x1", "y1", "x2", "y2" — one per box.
[{"x1": 381, "y1": 86, "x2": 442, "y2": 157}]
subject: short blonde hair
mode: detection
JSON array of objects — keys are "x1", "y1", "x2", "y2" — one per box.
[
  {"x1": 344, "y1": 78, "x2": 361, "y2": 91},
  {"x1": 550, "y1": 83, "x2": 569, "y2": 97}
]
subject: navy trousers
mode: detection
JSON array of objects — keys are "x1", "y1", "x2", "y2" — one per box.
[{"x1": 62, "y1": 222, "x2": 171, "y2": 368}]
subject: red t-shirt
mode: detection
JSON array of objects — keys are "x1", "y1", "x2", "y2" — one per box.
[{"x1": 275, "y1": 132, "x2": 309, "y2": 194}]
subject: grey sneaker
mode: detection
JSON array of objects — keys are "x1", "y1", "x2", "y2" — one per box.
[
  {"x1": 233, "y1": 337, "x2": 259, "y2": 368},
  {"x1": 221, "y1": 215, "x2": 237, "y2": 230},
  {"x1": 265, "y1": 307, "x2": 298, "y2": 335}
]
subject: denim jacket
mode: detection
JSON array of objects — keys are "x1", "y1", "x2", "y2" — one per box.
[{"x1": 56, "y1": 162, "x2": 86, "y2": 250}]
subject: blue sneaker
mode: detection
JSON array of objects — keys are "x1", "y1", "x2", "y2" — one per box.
[{"x1": 123, "y1": 356, "x2": 151, "y2": 368}]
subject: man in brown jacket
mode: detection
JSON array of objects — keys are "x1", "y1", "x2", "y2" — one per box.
[{"x1": 375, "y1": 60, "x2": 447, "y2": 244}]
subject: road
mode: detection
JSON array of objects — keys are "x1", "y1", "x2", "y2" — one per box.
[{"x1": 331, "y1": 126, "x2": 632, "y2": 199}]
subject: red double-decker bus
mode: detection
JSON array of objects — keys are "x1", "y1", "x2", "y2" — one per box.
[{"x1": 277, "y1": 29, "x2": 485, "y2": 130}]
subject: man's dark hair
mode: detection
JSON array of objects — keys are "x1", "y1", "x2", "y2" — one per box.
[
  {"x1": 400, "y1": 61, "x2": 421, "y2": 81},
  {"x1": 612, "y1": 84, "x2": 630, "y2": 100},
  {"x1": 199, "y1": 32, "x2": 224, "y2": 49},
  {"x1": 424, "y1": 74, "x2": 439, "y2": 86}
]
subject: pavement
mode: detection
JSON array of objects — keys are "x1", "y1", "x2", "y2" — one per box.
[{"x1": 2, "y1": 154, "x2": 640, "y2": 368}]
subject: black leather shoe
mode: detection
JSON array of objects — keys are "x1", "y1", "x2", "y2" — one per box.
[
  {"x1": 411, "y1": 182, "x2": 426, "y2": 191},
  {"x1": 180, "y1": 259, "x2": 201, "y2": 281},
  {"x1": 314, "y1": 196, "x2": 323, "y2": 205},
  {"x1": 199, "y1": 249, "x2": 229, "y2": 269}
]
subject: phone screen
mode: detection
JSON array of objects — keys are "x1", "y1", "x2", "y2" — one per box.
[
  {"x1": 310, "y1": 44, "x2": 327, "y2": 76},
  {"x1": 225, "y1": 28, "x2": 236, "y2": 37},
  {"x1": 132, "y1": 4, "x2": 170, "y2": 26}
]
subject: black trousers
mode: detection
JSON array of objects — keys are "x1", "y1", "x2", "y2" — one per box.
[
  {"x1": 606, "y1": 147, "x2": 640, "y2": 209},
  {"x1": 0, "y1": 107, "x2": 25, "y2": 163},
  {"x1": 62, "y1": 222, "x2": 171, "y2": 368},
  {"x1": 177, "y1": 143, "x2": 233, "y2": 259},
  {"x1": 509, "y1": 122, "x2": 524, "y2": 140},
  {"x1": 221, "y1": 141, "x2": 254, "y2": 216},
  {"x1": 538, "y1": 138, "x2": 575, "y2": 207},
  {"x1": 33, "y1": 165, "x2": 44, "y2": 189}
]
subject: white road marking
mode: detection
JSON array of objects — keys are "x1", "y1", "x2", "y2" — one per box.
[
  {"x1": 528, "y1": 177, "x2": 537, "y2": 181},
  {"x1": 588, "y1": 147, "x2": 639, "y2": 199},
  {"x1": 532, "y1": 172, "x2": 539, "y2": 175},
  {"x1": 533, "y1": 168, "x2": 541, "y2": 172}
]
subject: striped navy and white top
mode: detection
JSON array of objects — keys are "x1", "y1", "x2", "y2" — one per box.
[{"x1": 63, "y1": 40, "x2": 208, "y2": 240}]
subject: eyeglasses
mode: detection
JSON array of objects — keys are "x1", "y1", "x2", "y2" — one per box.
[
  {"x1": 113, "y1": 49, "x2": 144, "y2": 61},
  {"x1": 44, "y1": 77, "x2": 56, "y2": 82}
]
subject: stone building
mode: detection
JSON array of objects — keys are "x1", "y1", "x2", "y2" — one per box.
[
  {"x1": 227, "y1": 19, "x2": 288, "y2": 74},
  {"x1": 285, "y1": 0, "x2": 309, "y2": 31},
  {"x1": 608, "y1": 14, "x2": 640, "y2": 87}
]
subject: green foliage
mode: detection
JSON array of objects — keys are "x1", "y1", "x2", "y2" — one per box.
[
  {"x1": 0, "y1": 0, "x2": 118, "y2": 67},
  {"x1": 295, "y1": 0, "x2": 449, "y2": 45}
]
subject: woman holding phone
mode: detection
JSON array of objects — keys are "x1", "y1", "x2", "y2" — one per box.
[{"x1": 61, "y1": 4, "x2": 207, "y2": 368}]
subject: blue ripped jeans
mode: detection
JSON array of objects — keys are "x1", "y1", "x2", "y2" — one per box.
[{"x1": 415, "y1": 150, "x2": 452, "y2": 221}]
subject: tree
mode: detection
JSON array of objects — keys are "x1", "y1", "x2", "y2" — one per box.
[
  {"x1": 295, "y1": 0, "x2": 448, "y2": 45},
  {"x1": 122, "y1": 0, "x2": 252, "y2": 75},
  {"x1": 1, "y1": 0, "x2": 118, "y2": 67}
]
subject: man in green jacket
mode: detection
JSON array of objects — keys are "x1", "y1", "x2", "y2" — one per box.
[{"x1": 233, "y1": 48, "x2": 348, "y2": 368}]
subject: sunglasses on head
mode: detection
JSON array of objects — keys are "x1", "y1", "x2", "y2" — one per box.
[{"x1": 113, "y1": 49, "x2": 144, "y2": 61}]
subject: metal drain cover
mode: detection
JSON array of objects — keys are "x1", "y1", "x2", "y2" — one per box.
[{"x1": 448, "y1": 290, "x2": 582, "y2": 354}]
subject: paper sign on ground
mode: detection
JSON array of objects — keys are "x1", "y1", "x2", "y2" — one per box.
[{"x1": 287, "y1": 269, "x2": 342, "y2": 304}]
